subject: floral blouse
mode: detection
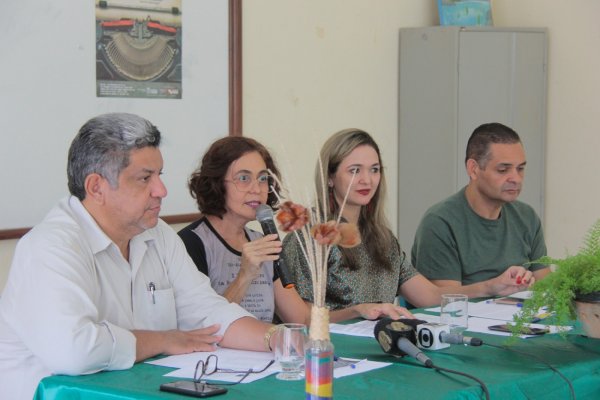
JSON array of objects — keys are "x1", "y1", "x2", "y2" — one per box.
[{"x1": 281, "y1": 231, "x2": 419, "y2": 310}]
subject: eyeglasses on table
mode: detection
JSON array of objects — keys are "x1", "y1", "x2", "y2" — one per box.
[{"x1": 193, "y1": 354, "x2": 276, "y2": 385}]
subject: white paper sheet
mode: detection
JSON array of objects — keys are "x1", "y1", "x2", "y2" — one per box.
[
  {"x1": 333, "y1": 358, "x2": 391, "y2": 378},
  {"x1": 329, "y1": 315, "x2": 445, "y2": 338},
  {"x1": 329, "y1": 320, "x2": 378, "y2": 337},
  {"x1": 412, "y1": 313, "x2": 571, "y2": 338},
  {"x1": 467, "y1": 300, "x2": 523, "y2": 321},
  {"x1": 163, "y1": 364, "x2": 277, "y2": 383},
  {"x1": 466, "y1": 316, "x2": 572, "y2": 338},
  {"x1": 426, "y1": 300, "x2": 523, "y2": 321},
  {"x1": 146, "y1": 339, "x2": 391, "y2": 383},
  {"x1": 412, "y1": 313, "x2": 440, "y2": 323},
  {"x1": 146, "y1": 347, "x2": 276, "y2": 383},
  {"x1": 507, "y1": 290, "x2": 533, "y2": 299}
]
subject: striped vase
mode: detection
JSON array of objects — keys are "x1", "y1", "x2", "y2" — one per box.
[{"x1": 305, "y1": 306, "x2": 333, "y2": 400}]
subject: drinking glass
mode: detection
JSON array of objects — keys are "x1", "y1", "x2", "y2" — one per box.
[
  {"x1": 274, "y1": 323, "x2": 307, "y2": 381},
  {"x1": 440, "y1": 294, "x2": 468, "y2": 333}
]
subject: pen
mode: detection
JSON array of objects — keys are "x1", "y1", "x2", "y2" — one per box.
[
  {"x1": 349, "y1": 359, "x2": 367, "y2": 369},
  {"x1": 530, "y1": 312, "x2": 552, "y2": 323},
  {"x1": 334, "y1": 356, "x2": 367, "y2": 369},
  {"x1": 148, "y1": 282, "x2": 156, "y2": 304}
]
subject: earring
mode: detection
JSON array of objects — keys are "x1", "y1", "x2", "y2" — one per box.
[{"x1": 328, "y1": 188, "x2": 336, "y2": 214}]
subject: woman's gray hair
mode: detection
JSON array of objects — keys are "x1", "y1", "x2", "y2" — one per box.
[{"x1": 67, "y1": 113, "x2": 161, "y2": 200}]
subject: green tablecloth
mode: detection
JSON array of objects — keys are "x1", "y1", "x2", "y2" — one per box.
[{"x1": 35, "y1": 323, "x2": 600, "y2": 400}]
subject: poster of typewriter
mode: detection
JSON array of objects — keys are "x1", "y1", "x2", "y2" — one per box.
[{"x1": 96, "y1": 0, "x2": 182, "y2": 99}]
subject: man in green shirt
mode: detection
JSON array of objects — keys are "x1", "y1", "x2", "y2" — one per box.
[{"x1": 411, "y1": 123, "x2": 550, "y2": 287}]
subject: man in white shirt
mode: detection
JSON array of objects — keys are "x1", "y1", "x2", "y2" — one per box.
[{"x1": 0, "y1": 113, "x2": 277, "y2": 399}]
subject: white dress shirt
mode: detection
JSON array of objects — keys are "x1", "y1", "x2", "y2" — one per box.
[{"x1": 0, "y1": 196, "x2": 252, "y2": 400}]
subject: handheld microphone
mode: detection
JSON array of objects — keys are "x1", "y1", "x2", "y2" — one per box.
[
  {"x1": 397, "y1": 337, "x2": 434, "y2": 367},
  {"x1": 374, "y1": 318, "x2": 433, "y2": 368},
  {"x1": 256, "y1": 205, "x2": 295, "y2": 289}
]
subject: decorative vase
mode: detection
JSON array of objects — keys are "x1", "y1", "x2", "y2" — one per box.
[
  {"x1": 574, "y1": 292, "x2": 600, "y2": 339},
  {"x1": 305, "y1": 306, "x2": 334, "y2": 400}
]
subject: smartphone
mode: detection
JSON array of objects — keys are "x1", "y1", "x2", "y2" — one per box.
[
  {"x1": 488, "y1": 324, "x2": 548, "y2": 335},
  {"x1": 494, "y1": 297, "x2": 523, "y2": 306},
  {"x1": 160, "y1": 381, "x2": 228, "y2": 398}
]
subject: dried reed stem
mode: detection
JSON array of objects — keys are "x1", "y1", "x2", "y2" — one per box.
[{"x1": 269, "y1": 165, "x2": 356, "y2": 309}]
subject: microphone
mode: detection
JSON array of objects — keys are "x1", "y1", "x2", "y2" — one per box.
[
  {"x1": 397, "y1": 337, "x2": 434, "y2": 368},
  {"x1": 416, "y1": 323, "x2": 483, "y2": 349},
  {"x1": 439, "y1": 331, "x2": 483, "y2": 346},
  {"x1": 255, "y1": 204, "x2": 295, "y2": 289},
  {"x1": 374, "y1": 318, "x2": 433, "y2": 368}
]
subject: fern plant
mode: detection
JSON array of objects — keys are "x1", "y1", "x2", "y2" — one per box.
[{"x1": 513, "y1": 219, "x2": 600, "y2": 336}]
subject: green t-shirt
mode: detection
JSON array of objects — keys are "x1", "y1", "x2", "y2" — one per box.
[{"x1": 411, "y1": 187, "x2": 547, "y2": 285}]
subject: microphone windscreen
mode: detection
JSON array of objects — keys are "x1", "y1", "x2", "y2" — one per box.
[
  {"x1": 374, "y1": 318, "x2": 427, "y2": 357},
  {"x1": 256, "y1": 204, "x2": 273, "y2": 222}
]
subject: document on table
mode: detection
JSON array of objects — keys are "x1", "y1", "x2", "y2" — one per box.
[
  {"x1": 333, "y1": 358, "x2": 391, "y2": 378},
  {"x1": 413, "y1": 312, "x2": 571, "y2": 338},
  {"x1": 326, "y1": 321, "x2": 392, "y2": 377},
  {"x1": 329, "y1": 315, "x2": 443, "y2": 337},
  {"x1": 467, "y1": 301, "x2": 523, "y2": 321},
  {"x1": 426, "y1": 300, "x2": 523, "y2": 321},
  {"x1": 146, "y1": 347, "x2": 277, "y2": 383},
  {"x1": 147, "y1": 342, "x2": 391, "y2": 382},
  {"x1": 329, "y1": 319, "x2": 378, "y2": 337},
  {"x1": 507, "y1": 290, "x2": 533, "y2": 299},
  {"x1": 413, "y1": 313, "x2": 439, "y2": 323},
  {"x1": 467, "y1": 316, "x2": 572, "y2": 338}
]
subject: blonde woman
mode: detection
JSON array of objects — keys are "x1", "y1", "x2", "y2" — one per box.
[{"x1": 282, "y1": 128, "x2": 534, "y2": 311}]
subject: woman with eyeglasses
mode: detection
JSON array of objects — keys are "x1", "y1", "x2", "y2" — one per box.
[
  {"x1": 179, "y1": 136, "x2": 411, "y2": 324},
  {"x1": 178, "y1": 136, "x2": 306, "y2": 323}
]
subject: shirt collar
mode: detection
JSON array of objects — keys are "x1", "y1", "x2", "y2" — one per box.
[{"x1": 66, "y1": 196, "x2": 155, "y2": 255}]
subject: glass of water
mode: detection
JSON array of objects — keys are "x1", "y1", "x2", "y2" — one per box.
[
  {"x1": 274, "y1": 323, "x2": 307, "y2": 381},
  {"x1": 440, "y1": 294, "x2": 468, "y2": 333}
]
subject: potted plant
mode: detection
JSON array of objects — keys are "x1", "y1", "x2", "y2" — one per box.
[{"x1": 513, "y1": 220, "x2": 600, "y2": 338}]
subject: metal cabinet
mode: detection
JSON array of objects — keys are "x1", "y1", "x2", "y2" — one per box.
[{"x1": 398, "y1": 26, "x2": 547, "y2": 249}]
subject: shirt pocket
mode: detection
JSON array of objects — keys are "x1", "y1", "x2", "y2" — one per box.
[{"x1": 141, "y1": 287, "x2": 177, "y2": 331}]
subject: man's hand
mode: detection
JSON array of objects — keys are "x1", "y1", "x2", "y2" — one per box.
[
  {"x1": 133, "y1": 324, "x2": 223, "y2": 362},
  {"x1": 162, "y1": 324, "x2": 223, "y2": 354}
]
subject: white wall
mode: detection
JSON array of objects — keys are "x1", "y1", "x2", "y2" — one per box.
[
  {"x1": 0, "y1": 1, "x2": 229, "y2": 230},
  {"x1": 243, "y1": 0, "x2": 436, "y2": 223},
  {"x1": 2, "y1": 0, "x2": 600, "y2": 292},
  {"x1": 243, "y1": 0, "x2": 600, "y2": 256},
  {"x1": 492, "y1": 0, "x2": 600, "y2": 257}
]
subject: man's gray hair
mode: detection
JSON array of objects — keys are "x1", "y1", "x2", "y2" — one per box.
[{"x1": 67, "y1": 113, "x2": 161, "y2": 200}]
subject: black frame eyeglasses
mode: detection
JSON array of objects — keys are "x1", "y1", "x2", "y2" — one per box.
[{"x1": 193, "y1": 354, "x2": 275, "y2": 385}]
